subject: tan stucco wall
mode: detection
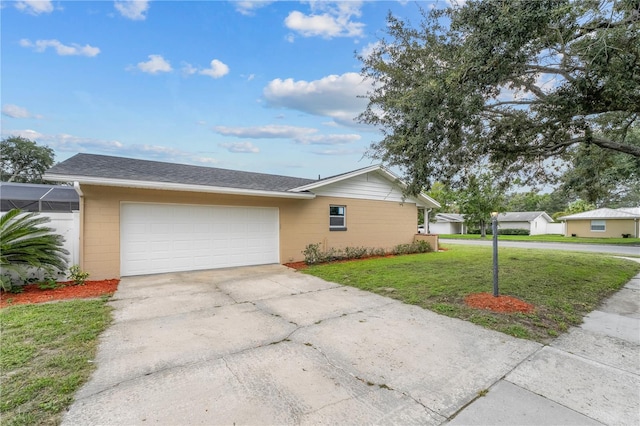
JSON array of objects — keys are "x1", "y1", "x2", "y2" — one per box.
[
  {"x1": 414, "y1": 234, "x2": 439, "y2": 251},
  {"x1": 79, "y1": 185, "x2": 420, "y2": 279},
  {"x1": 565, "y1": 219, "x2": 638, "y2": 238}
]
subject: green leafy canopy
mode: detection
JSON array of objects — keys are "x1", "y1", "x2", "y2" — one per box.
[
  {"x1": 359, "y1": 0, "x2": 640, "y2": 194},
  {"x1": 1, "y1": 136, "x2": 55, "y2": 183}
]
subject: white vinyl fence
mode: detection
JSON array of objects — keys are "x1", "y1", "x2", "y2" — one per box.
[
  {"x1": 1, "y1": 211, "x2": 80, "y2": 281},
  {"x1": 544, "y1": 222, "x2": 565, "y2": 235}
]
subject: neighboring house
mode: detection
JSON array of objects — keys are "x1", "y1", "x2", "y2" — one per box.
[
  {"x1": 43, "y1": 154, "x2": 440, "y2": 279},
  {"x1": 430, "y1": 213, "x2": 466, "y2": 234},
  {"x1": 558, "y1": 208, "x2": 640, "y2": 238},
  {"x1": 429, "y1": 211, "x2": 559, "y2": 235},
  {"x1": 496, "y1": 211, "x2": 556, "y2": 235},
  {"x1": 0, "y1": 182, "x2": 81, "y2": 272}
]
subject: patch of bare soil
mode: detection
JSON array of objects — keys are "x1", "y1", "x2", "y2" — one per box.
[{"x1": 464, "y1": 292, "x2": 535, "y2": 314}]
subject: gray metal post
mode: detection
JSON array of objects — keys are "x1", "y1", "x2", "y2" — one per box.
[{"x1": 492, "y1": 214, "x2": 499, "y2": 297}]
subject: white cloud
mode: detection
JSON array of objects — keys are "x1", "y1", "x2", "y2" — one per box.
[
  {"x1": 182, "y1": 59, "x2": 229, "y2": 79},
  {"x1": 133, "y1": 54, "x2": 172, "y2": 74},
  {"x1": 219, "y1": 142, "x2": 260, "y2": 153},
  {"x1": 296, "y1": 134, "x2": 360, "y2": 145},
  {"x1": 14, "y1": 1, "x2": 53, "y2": 15},
  {"x1": 199, "y1": 59, "x2": 230, "y2": 79},
  {"x1": 181, "y1": 63, "x2": 198, "y2": 76},
  {"x1": 359, "y1": 41, "x2": 380, "y2": 60},
  {"x1": 213, "y1": 124, "x2": 360, "y2": 145},
  {"x1": 263, "y1": 72, "x2": 372, "y2": 127},
  {"x1": 285, "y1": 1, "x2": 365, "y2": 39},
  {"x1": 446, "y1": 0, "x2": 467, "y2": 8},
  {"x1": 214, "y1": 124, "x2": 316, "y2": 139},
  {"x1": 2, "y1": 104, "x2": 42, "y2": 119},
  {"x1": 1, "y1": 129, "x2": 124, "y2": 153},
  {"x1": 312, "y1": 148, "x2": 364, "y2": 156},
  {"x1": 20, "y1": 39, "x2": 100, "y2": 57},
  {"x1": 114, "y1": 0, "x2": 149, "y2": 20},
  {"x1": 233, "y1": 1, "x2": 273, "y2": 16},
  {"x1": 0, "y1": 128, "x2": 220, "y2": 166}
]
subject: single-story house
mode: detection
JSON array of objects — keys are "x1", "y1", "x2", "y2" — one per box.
[
  {"x1": 429, "y1": 213, "x2": 466, "y2": 235},
  {"x1": 559, "y1": 208, "x2": 640, "y2": 238},
  {"x1": 43, "y1": 154, "x2": 440, "y2": 279},
  {"x1": 496, "y1": 211, "x2": 555, "y2": 235},
  {"x1": 429, "y1": 211, "x2": 558, "y2": 235}
]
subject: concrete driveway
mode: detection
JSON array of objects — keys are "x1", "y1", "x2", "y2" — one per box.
[{"x1": 62, "y1": 264, "x2": 639, "y2": 425}]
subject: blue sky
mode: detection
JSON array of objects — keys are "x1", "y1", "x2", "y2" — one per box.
[{"x1": 2, "y1": 0, "x2": 449, "y2": 179}]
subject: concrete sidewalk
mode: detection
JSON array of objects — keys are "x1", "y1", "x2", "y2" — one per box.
[
  {"x1": 62, "y1": 264, "x2": 639, "y2": 425},
  {"x1": 448, "y1": 264, "x2": 640, "y2": 425}
]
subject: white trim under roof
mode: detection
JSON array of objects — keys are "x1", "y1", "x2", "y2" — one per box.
[
  {"x1": 42, "y1": 174, "x2": 316, "y2": 200},
  {"x1": 290, "y1": 165, "x2": 441, "y2": 208}
]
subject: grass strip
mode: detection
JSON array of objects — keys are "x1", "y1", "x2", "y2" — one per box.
[
  {"x1": 0, "y1": 298, "x2": 112, "y2": 426},
  {"x1": 303, "y1": 245, "x2": 640, "y2": 343}
]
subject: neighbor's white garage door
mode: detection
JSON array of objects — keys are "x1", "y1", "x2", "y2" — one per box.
[{"x1": 120, "y1": 203, "x2": 279, "y2": 276}]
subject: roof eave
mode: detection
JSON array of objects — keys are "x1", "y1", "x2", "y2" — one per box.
[
  {"x1": 559, "y1": 215, "x2": 640, "y2": 220},
  {"x1": 42, "y1": 174, "x2": 316, "y2": 200}
]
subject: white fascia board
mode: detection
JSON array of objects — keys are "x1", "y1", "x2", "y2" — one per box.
[
  {"x1": 43, "y1": 174, "x2": 316, "y2": 200},
  {"x1": 289, "y1": 165, "x2": 441, "y2": 208},
  {"x1": 289, "y1": 165, "x2": 382, "y2": 192}
]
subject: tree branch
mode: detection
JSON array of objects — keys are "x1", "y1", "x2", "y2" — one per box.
[
  {"x1": 526, "y1": 65, "x2": 578, "y2": 82},
  {"x1": 570, "y1": 136, "x2": 640, "y2": 157}
]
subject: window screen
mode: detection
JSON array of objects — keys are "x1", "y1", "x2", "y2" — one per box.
[{"x1": 330, "y1": 205, "x2": 346, "y2": 230}]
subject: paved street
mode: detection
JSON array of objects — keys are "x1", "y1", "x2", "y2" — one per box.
[{"x1": 440, "y1": 238, "x2": 640, "y2": 256}]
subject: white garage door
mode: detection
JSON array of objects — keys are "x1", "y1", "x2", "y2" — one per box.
[{"x1": 121, "y1": 203, "x2": 279, "y2": 276}]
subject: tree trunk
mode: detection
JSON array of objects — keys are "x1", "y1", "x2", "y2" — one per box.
[{"x1": 480, "y1": 219, "x2": 486, "y2": 238}]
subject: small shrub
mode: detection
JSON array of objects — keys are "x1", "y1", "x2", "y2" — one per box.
[
  {"x1": 302, "y1": 243, "x2": 324, "y2": 265},
  {"x1": 68, "y1": 265, "x2": 90, "y2": 285},
  {"x1": 499, "y1": 229, "x2": 530, "y2": 236},
  {"x1": 38, "y1": 277, "x2": 60, "y2": 290},
  {"x1": 392, "y1": 240, "x2": 432, "y2": 255},
  {"x1": 414, "y1": 240, "x2": 432, "y2": 253},
  {"x1": 368, "y1": 247, "x2": 387, "y2": 257},
  {"x1": 392, "y1": 244, "x2": 412, "y2": 255},
  {"x1": 344, "y1": 246, "x2": 368, "y2": 259},
  {"x1": 1, "y1": 275, "x2": 14, "y2": 292}
]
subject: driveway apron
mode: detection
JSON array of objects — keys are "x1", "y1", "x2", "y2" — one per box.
[{"x1": 61, "y1": 264, "x2": 638, "y2": 425}]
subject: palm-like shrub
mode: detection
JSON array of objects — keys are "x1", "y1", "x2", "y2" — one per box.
[{"x1": 1, "y1": 209, "x2": 69, "y2": 291}]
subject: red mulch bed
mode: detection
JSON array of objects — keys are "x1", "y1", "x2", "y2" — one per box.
[
  {"x1": 284, "y1": 261, "x2": 309, "y2": 270},
  {"x1": 465, "y1": 292, "x2": 534, "y2": 314},
  {"x1": 0, "y1": 279, "x2": 119, "y2": 308}
]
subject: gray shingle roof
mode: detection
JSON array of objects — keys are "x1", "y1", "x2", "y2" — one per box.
[
  {"x1": 498, "y1": 211, "x2": 550, "y2": 222},
  {"x1": 46, "y1": 154, "x2": 317, "y2": 192},
  {"x1": 435, "y1": 213, "x2": 465, "y2": 222},
  {"x1": 559, "y1": 208, "x2": 640, "y2": 220}
]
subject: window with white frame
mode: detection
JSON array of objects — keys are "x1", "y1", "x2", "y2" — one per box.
[
  {"x1": 591, "y1": 220, "x2": 606, "y2": 232},
  {"x1": 329, "y1": 205, "x2": 346, "y2": 231}
]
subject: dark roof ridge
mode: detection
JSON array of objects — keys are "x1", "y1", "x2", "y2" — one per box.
[{"x1": 46, "y1": 153, "x2": 318, "y2": 192}]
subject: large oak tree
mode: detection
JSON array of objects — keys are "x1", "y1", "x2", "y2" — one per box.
[
  {"x1": 359, "y1": 0, "x2": 640, "y2": 194},
  {"x1": 1, "y1": 137, "x2": 55, "y2": 183}
]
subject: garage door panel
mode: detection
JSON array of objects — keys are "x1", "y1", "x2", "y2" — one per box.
[{"x1": 121, "y1": 203, "x2": 279, "y2": 276}]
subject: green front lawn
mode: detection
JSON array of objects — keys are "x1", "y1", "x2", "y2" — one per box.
[
  {"x1": 303, "y1": 245, "x2": 640, "y2": 343},
  {"x1": 0, "y1": 299, "x2": 112, "y2": 426},
  {"x1": 439, "y1": 233, "x2": 640, "y2": 245}
]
